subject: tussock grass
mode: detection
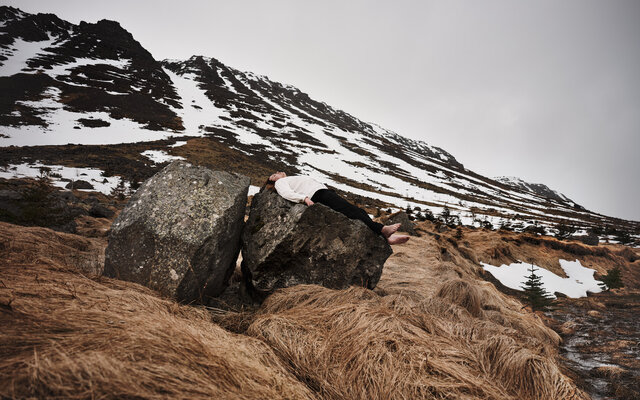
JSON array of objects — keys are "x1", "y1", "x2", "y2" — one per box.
[
  {"x1": 1, "y1": 222, "x2": 589, "y2": 399},
  {"x1": 248, "y1": 283, "x2": 587, "y2": 400},
  {"x1": 436, "y1": 278, "x2": 484, "y2": 317},
  {"x1": 0, "y1": 261, "x2": 315, "y2": 399}
]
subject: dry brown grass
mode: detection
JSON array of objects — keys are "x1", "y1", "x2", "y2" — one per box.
[
  {"x1": 1, "y1": 220, "x2": 599, "y2": 399},
  {"x1": 246, "y1": 283, "x2": 586, "y2": 400},
  {"x1": 0, "y1": 221, "x2": 105, "y2": 276},
  {"x1": 170, "y1": 137, "x2": 278, "y2": 186},
  {"x1": 0, "y1": 224, "x2": 315, "y2": 399}
]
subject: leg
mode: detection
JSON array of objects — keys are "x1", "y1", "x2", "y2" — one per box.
[{"x1": 311, "y1": 189, "x2": 384, "y2": 235}]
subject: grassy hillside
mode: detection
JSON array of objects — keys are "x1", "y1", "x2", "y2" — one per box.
[{"x1": 10, "y1": 218, "x2": 639, "y2": 398}]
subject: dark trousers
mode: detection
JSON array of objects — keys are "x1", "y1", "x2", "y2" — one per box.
[{"x1": 311, "y1": 189, "x2": 383, "y2": 235}]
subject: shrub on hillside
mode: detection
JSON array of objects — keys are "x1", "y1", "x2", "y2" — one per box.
[
  {"x1": 439, "y1": 205, "x2": 461, "y2": 227},
  {"x1": 598, "y1": 266, "x2": 624, "y2": 291},
  {"x1": 520, "y1": 264, "x2": 555, "y2": 311},
  {"x1": 614, "y1": 231, "x2": 633, "y2": 245},
  {"x1": 555, "y1": 224, "x2": 577, "y2": 240},
  {"x1": 523, "y1": 224, "x2": 546, "y2": 236}
]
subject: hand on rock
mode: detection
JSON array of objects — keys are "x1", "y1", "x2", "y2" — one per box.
[{"x1": 304, "y1": 197, "x2": 314, "y2": 206}]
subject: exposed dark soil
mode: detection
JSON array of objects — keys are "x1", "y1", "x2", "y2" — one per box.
[{"x1": 548, "y1": 292, "x2": 640, "y2": 400}]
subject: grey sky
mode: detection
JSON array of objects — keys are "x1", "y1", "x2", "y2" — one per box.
[{"x1": 4, "y1": 0, "x2": 639, "y2": 221}]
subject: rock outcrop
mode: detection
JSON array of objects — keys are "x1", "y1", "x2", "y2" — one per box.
[
  {"x1": 0, "y1": 177, "x2": 83, "y2": 233},
  {"x1": 104, "y1": 161, "x2": 249, "y2": 303},
  {"x1": 65, "y1": 180, "x2": 94, "y2": 190},
  {"x1": 384, "y1": 211, "x2": 418, "y2": 236},
  {"x1": 241, "y1": 189, "x2": 392, "y2": 300},
  {"x1": 577, "y1": 233, "x2": 599, "y2": 246}
]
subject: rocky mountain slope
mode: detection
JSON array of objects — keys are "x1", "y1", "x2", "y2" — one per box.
[{"x1": 1, "y1": 6, "x2": 638, "y2": 241}]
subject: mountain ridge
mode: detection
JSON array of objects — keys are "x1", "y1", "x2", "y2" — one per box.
[{"x1": 0, "y1": 6, "x2": 638, "y2": 241}]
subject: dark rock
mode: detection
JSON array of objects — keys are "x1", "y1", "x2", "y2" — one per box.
[
  {"x1": 65, "y1": 180, "x2": 94, "y2": 190},
  {"x1": 578, "y1": 233, "x2": 599, "y2": 246},
  {"x1": 0, "y1": 189, "x2": 21, "y2": 200},
  {"x1": 103, "y1": 161, "x2": 249, "y2": 303},
  {"x1": 89, "y1": 203, "x2": 114, "y2": 219},
  {"x1": 241, "y1": 189, "x2": 392, "y2": 301},
  {"x1": 77, "y1": 118, "x2": 111, "y2": 128},
  {"x1": 84, "y1": 195, "x2": 100, "y2": 205},
  {"x1": 384, "y1": 211, "x2": 418, "y2": 236},
  {"x1": 58, "y1": 190, "x2": 78, "y2": 203},
  {"x1": 437, "y1": 224, "x2": 450, "y2": 233}
]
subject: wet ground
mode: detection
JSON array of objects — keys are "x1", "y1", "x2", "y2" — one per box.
[{"x1": 548, "y1": 292, "x2": 640, "y2": 400}]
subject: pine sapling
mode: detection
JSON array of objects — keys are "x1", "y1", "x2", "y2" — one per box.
[
  {"x1": 520, "y1": 264, "x2": 555, "y2": 311},
  {"x1": 598, "y1": 266, "x2": 624, "y2": 291}
]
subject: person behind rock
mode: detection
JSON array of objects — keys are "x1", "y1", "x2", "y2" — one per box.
[{"x1": 266, "y1": 172, "x2": 409, "y2": 245}]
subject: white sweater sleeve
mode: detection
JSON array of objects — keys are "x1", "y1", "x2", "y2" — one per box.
[{"x1": 275, "y1": 179, "x2": 307, "y2": 203}]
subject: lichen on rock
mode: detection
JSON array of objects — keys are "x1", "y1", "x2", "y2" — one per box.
[
  {"x1": 104, "y1": 161, "x2": 249, "y2": 303},
  {"x1": 241, "y1": 189, "x2": 392, "y2": 301}
]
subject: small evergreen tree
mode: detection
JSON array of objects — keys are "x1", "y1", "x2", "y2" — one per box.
[
  {"x1": 598, "y1": 266, "x2": 624, "y2": 291},
  {"x1": 524, "y1": 224, "x2": 546, "y2": 235},
  {"x1": 423, "y1": 209, "x2": 435, "y2": 222},
  {"x1": 405, "y1": 205, "x2": 414, "y2": 220},
  {"x1": 440, "y1": 205, "x2": 451, "y2": 224},
  {"x1": 589, "y1": 225, "x2": 604, "y2": 236},
  {"x1": 555, "y1": 223, "x2": 577, "y2": 240},
  {"x1": 520, "y1": 264, "x2": 555, "y2": 311},
  {"x1": 614, "y1": 231, "x2": 633, "y2": 245},
  {"x1": 440, "y1": 205, "x2": 459, "y2": 227},
  {"x1": 111, "y1": 179, "x2": 127, "y2": 200}
]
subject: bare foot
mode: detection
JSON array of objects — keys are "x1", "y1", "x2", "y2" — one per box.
[
  {"x1": 387, "y1": 235, "x2": 409, "y2": 245},
  {"x1": 381, "y1": 223, "x2": 401, "y2": 238}
]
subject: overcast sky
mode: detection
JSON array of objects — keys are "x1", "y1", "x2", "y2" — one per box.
[{"x1": 4, "y1": 0, "x2": 639, "y2": 221}]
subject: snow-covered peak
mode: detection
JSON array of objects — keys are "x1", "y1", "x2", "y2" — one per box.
[
  {"x1": 495, "y1": 176, "x2": 576, "y2": 205},
  {"x1": 1, "y1": 6, "x2": 637, "y2": 237}
]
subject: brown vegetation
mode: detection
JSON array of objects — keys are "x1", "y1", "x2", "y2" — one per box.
[
  {"x1": 5, "y1": 217, "x2": 638, "y2": 399},
  {"x1": 246, "y1": 283, "x2": 585, "y2": 399},
  {"x1": 0, "y1": 223, "x2": 315, "y2": 400},
  {"x1": 169, "y1": 137, "x2": 281, "y2": 186}
]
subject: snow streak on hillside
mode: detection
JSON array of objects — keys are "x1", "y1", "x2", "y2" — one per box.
[{"x1": 1, "y1": 6, "x2": 638, "y2": 237}]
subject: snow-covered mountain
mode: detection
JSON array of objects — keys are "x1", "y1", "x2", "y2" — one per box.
[{"x1": 1, "y1": 6, "x2": 638, "y2": 237}]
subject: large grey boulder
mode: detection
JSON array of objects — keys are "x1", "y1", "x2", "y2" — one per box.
[
  {"x1": 241, "y1": 189, "x2": 392, "y2": 300},
  {"x1": 104, "y1": 161, "x2": 250, "y2": 303}
]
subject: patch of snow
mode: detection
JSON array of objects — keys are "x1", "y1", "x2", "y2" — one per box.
[
  {"x1": 140, "y1": 150, "x2": 185, "y2": 164},
  {"x1": 248, "y1": 185, "x2": 261, "y2": 197},
  {"x1": 44, "y1": 57, "x2": 130, "y2": 77},
  {"x1": 170, "y1": 141, "x2": 188, "y2": 148},
  {"x1": 163, "y1": 68, "x2": 277, "y2": 150},
  {"x1": 0, "y1": 87, "x2": 171, "y2": 146},
  {"x1": 481, "y1": 259, "x2": 603, "y2": 298},
  {"x1": 217, "y1": 67, "x2": 238, "y2": 94},
  {"x1": 0, "y1": 162, "x2": 128, "y2": 195},
  {"x1": 0, "y1": 37, "x2": 56, "y2": 76},
  {"x1": 162, "y1": 68, "x2": 227, "y2": 135}
]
